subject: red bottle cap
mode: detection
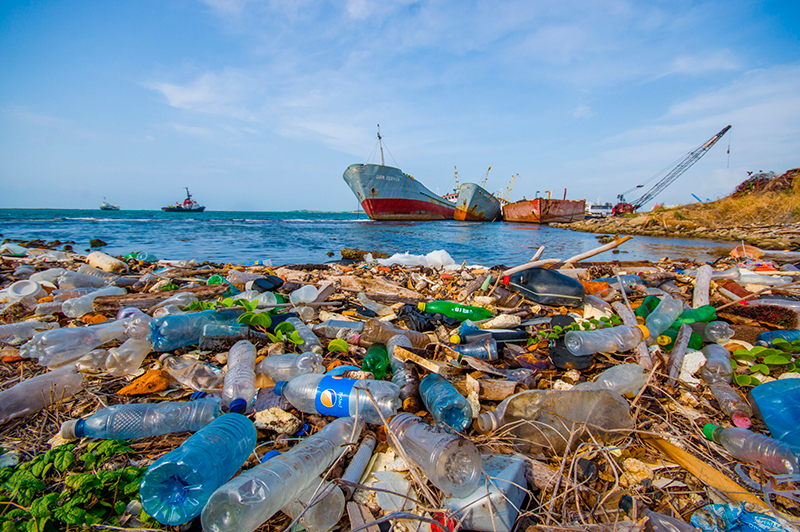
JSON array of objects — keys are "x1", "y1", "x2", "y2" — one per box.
[{"x1": 502, "y1": 275, "x2": 510, "y2": 285}]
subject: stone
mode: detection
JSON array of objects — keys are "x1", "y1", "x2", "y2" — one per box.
[
  {"x1": 89, "y1": 238, "x2": 107, "y2": 248},
  {"x1": 253, "y1": 407, "x2": 302, "y2": 434}
]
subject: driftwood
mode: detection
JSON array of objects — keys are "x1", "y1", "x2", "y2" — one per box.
[
  {"x1": 92, "y1": 284, "x2": 228, "y2": 314},
  {"x1": 563, "y1": 235, "x2": 634, "y2": 266}
]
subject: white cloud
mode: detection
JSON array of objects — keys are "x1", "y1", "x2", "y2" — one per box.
[
  {"x1": 572, "y1": 105, "x2": 594, "y2": 119},
  {"x1": 666, "y1": 50, "x2": 740, "y2": 76},
  {"x1": 170, "y1": 123, "x2": 214, "y2": 138}
]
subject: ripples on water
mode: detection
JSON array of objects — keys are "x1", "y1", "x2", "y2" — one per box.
[{"x1": 0, "y1": 209, "x2": 733, "y2": 265}]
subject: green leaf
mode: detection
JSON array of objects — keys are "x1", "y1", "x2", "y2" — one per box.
[
  {"x1": 114, "y1": 500, "x2": 127, "y2": 515},
  {"x1": 274, "y1": 321, "x2": 295, "y2": 335},
  {"x1": 581, "y1": 322, "x2": 592, "y2": 330},
  {"x1": 4, "y1": 509, "x2": 29, "y2": 520},
  {"x1": 734, "y1": 374, "x2": 755, "y2": 386},
  {"x1": 2, "y1": 520, "x2": 19, "y2": 532},
  {"x1": 54, "y1": 506, "x2": 86, "y2": 526},
  {"x1": 749, "y1": 364, "x2": 770, "y2": 375},
  {"x1": 53, "y1": 451, "x2": 75, "y2": 472},
  {"x1": 123, "y1": 480, "x2": 141, "y2": 495},
  {"x1": 287, "y1": 331, "x2": 304, "y2": 345},
  {"x1": 266, "y1": 332, "x2": 279, "y2": 343},
  {"x1": 30, "y1": 460, "x2": 50, "y2": 479},
  {"x1": 733, "y1": 351, "x2": 757, "y2": 362},
  {"x1": 220, "y1": 298, "x2": 235, "y2": 307},
  {"x1": 29, "y1": 493, "x2": 58, "y2": 519},
  {"x1": 328, "y1": 339, "x2": 349, "y2": 353},
  {"x1": 546, "y1": 332, "x2": 559, "y2": 339},
  {"x1": 552, "y1": 325, "x2": 563, "y2": 334},
  {"x1": 772, "y1": 338, "x2": 792, "y2": 350},
  {"x1": 763, "y1": 354, "x2": 792, "y2": 365},
  {"x1": 79, "y1": 452, "x2": 96, "y2": 468},
  {"x1": 64, "y1": 473, "x2": 101, "y2": 492},
  {"x1": 749, "y1": 346, "x2": 768, "y2": 355}
]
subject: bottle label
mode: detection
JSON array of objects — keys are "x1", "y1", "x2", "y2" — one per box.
[{"x1": 315, "y1": 376, "x2": 355, "y2": 417}]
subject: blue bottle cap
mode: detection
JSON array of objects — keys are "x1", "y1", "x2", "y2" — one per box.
[
  {"x1": 261, "y1": 450, "x2": 281, "y2": 463},
  {"x1": 274, "y1": 381, "x2": 286, "y2": 396},
  {"x1": 229, "y1": 398, "x2": 247, "y2": 414},
  {"x1": 189, "y1": 391, "x2": 207, "y2": 400},
  {"x1": 294, "y1": 424, "x2": 309, "y2": 437}
]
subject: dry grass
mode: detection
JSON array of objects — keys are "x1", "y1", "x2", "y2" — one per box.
[{"x1": 653, "y1": 188, "x2": 800, "y2": 228}]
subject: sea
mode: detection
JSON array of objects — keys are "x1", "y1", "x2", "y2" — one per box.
[{"x1": 0, "y1": 209, "x2": 734, "y2": 266}]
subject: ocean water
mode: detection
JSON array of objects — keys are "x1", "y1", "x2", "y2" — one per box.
[{"x1": 0, "y1": 209, "x2": 734, "y2": 266}]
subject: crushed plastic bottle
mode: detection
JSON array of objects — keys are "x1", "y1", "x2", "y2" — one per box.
[
  {"x1": 699, "y1": 345, "x2": 752, "y2": 428},
  {"x1": 275, "y1": 374, "x2": 400, "y2": 425},
  {"x1": 139, "y1": 413, "x2": 257, "y2": 525},
  {"x1": 645, "y1": 295, "x2": 684, "y2": 343},
  {"x1": 102, "y1": 338, "x2": 152, "y2": 376},
  {"x1": 122, "y1": 308, "x2": 153, "y2": 339},
  {"x1": 286, "y1": 317, "x2": 324, "y2": 354},
  {"x1": 573, "y1": 363, "x2": 649, "y2": 397},
  {"x1": 690, "y1": 321, "x2": 735, "y2": 344},
  {"x1": 289, "y1": 285, "x2": 319, "y2": 305},
  {"x1": 703, "y1": 424, "x2": 800, "y2": 476},
  {"x1": 62, "y1": 285, "x2": 126, "y2": 318},
  {"x1": 160, "y1": 354, "x2": 224, "y2": 391},
  {"x1": 387, "y1": 334, "x2": 422, "y2": 412},
  {"x1": 594, "y1": 274, "x2": 645, "y2": 294},
  {"x1": 444, "y1": 338, "x2": 499, "y2": 362},
  {"x1": 388, "y1": 412, "x2": 482, "y2": 497},
  {"x1": 564, "y1": 324, "x2": 649, "y2": 356},
  {"x1": 419, "y1": 373, "x2": 472, "y2": 432},
  {"x1": 221, "y1": 340, "x2": 257, "y2": 413},
  {"x1": 60, "y1": 397, "x2": 221, "y2": 440},
  {"x1": 21, "y1": 319, "x2": 129, "y2": 365},
  {"x1": 52, "y1": 287, "x2": 97, "y2": 302},
  {"x1": 201, "y1": 416, "x2": 363, "y2": 532},
  {"x1": 256, "y1": 352, "x2": 325, "y2": 382},
  {"x1": 311, "y1": 320, "x2": 364, "y2": 341},
  {"x1": 56, "y1": 270, "x2": 108, "y2": 289},
  {"x1": 362, "y1": 344, "x2": 389, "y2": 379},
  {"x1": 0, "y1": 364, "x2": 84, "y2": 424},
  {"x1": 358, "y1": 318, "x2": 430, "y2": 348},
  {"x1": 149, "y1": 309, "x2": 242, "y2": 351},
  {"x1": 357, "y1": 292, "x2": 393, "y2": 316},
  {"x1": 0, "y1": 321, "x2": 59, "y2": 346}
]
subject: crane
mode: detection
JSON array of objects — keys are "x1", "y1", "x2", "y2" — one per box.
[
  {"x1": 612, "y1": 125, "x2": 732, "y2": 215},
  {"x1": 499, "y1": 174, "x2": 517, "y2": 203}
]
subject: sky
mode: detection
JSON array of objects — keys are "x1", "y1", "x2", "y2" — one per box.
[{"x1": 1, "y1": 0, "x2": 799, "y2": 211}]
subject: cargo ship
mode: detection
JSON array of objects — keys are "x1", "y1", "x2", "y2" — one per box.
[
  {"x1": 162, "y1": 188, "x2": 206, "y2": 213},
  {"x1": 502, "y1": 190, "x2": 585, "y2": 224},
  {"x1": 342, "y1": 128, "x2": 455, "y2": 220},
  {"x1": 454, "y1": 183, "x2": 501, "y2": 221}
]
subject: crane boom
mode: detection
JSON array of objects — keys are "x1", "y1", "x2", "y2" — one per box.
[{"x1": 613, "y1": 125, "x2": 731, "y2": 215}]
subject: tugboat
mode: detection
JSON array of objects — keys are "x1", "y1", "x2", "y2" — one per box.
[
  {"x1": 99, "y1": 198, "x2": 120, "y2": 211},
  {"x1": 162, "y1": 188, "x2": 206, "y2": 212}
]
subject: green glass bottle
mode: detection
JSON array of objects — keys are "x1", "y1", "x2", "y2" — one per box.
[
  {"x1": 362, "y1": 344, "x2": 389, "y2": 380},
  {"x1": 417, "y1": 301, "x2": 493, "y2": 321},
  {"x1": 657, "y1": 326, "x2": 704, "y2": 351},
  {"x1": 634, "y1": 295, "x2": 661, "y2": 323},
  {"x1": 674, "y1": 305, "x2": 717, "y2": 325}
]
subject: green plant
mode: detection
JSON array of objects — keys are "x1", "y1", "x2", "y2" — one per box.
[
  {"x1": 731, "y1": 341, "x2": 798, "y2": 386},
  {"x1": 0, "y1": 441, "x2": 158, "y2": 531},
  {"x1": 327, "y1": 339, "x2": 349, "y2": 353},
  {"x1": 529, "y1": 315, "x2": 623, "y2": 345}
]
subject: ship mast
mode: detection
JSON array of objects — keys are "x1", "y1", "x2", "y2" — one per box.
[{"x1": 377, "y1": 124, "x2": 385, "y2": 166}]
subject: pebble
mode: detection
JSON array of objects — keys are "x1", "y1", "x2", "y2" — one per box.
[{"x1": 253, "y1": 407, "x2": 302, "y2": 434}]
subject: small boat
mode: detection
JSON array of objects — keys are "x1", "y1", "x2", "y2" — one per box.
[
  {"x1": 99, "y1": 198, "x2": 120, "y2": 211},
  {"x1": 343, "y1": 127, "x2": 455, "y2": 221},
  {"x1": 454, "y1": 183, "x2": 501, "y2": 221},
  {"x1": 162, "y1": 188, "x2": 206, "y2": 213},
  {"x1": 503, "y1": 190, "x2": 585, "y2": 224}
]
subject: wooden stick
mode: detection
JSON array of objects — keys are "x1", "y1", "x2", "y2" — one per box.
[{"x1": 563, "y1": 235, "x2": 633, "y2": 266}]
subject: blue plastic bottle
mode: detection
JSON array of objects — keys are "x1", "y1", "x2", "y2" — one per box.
[
  {"x1": 139, "y1": 413, "x2": 257, "y2": 525},
  {"x1": 754, "y1": 329, "x2": 800, "y2": 347},
  {"x1": 148, "y1": 309, "x2": 243, "y2": 352},
  {"x1": 419, "y1": 373, "x2": 472, "y2": 432},
  {"x1": 748, "y1": 379, "x2": 800, "y2": 447}
]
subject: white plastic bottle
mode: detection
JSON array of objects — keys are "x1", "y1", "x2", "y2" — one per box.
[
  {"x1": 104, "y1": 338, "x2": 153, "y2": 376},
  {"x1": 21, "y1": 319, "x2": 129, "y2": 364},
  {"x1": 56, "y1": 270, "x2": 108, "y2": 289},
  {"x1": 256, "y1": 352, "x2": 325, "y2": 382},
  {"x1": 0, "y1": 321, "x2": 59, "y2": 345},
  {"x1": 286, "y1": 317, "x2": 324, "y2": 355},
  {"x1": 275, "y1": 374, "x2": 400, "y2": 425},
  {"x1": 574, "y1": 363, "x2": 649, "y2": 397},
  {"x1": 645, "y1": 295, "x2": 684, "y2": 343},
  {"x1": 0, "y1": 365, "x2": 84, "y2": 424},
  {"x1": 690, "y1": 321, "x2": 735, "y2": 344},
  {"x1": 62, "y1": 285, "x2": 126, "y2": 317},
  {"x1": 564, "y1": 325, "x2": 649, "y2": 356},
  {"x1": 201, "y1": 416, "x2": 363, "y2": 532},
  {"x1": 289, "y1": 285, "x2": 319, "y2": 305},
  {"x1": 222, "y1": 340, "x2": 257, "y2": 413}
]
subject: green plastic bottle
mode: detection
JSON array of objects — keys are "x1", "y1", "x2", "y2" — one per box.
[
  {"x1": 657, "y1": 326, "x2": 703, "y2": 351},
  {"x1": 634, "y1": 295, "x2": 661, "y2": 323},
  {"x1": 417, "y1": 301, "x2": 492, "y2": 322},
  {"x1": 674, "y1": 305, "x2": 717, "y2": 325},
  {"x1": 362, "y1": 344, "x2": 389, "y2": 380}
]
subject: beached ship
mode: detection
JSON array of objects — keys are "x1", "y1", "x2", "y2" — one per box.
[
  {"x1": 503, "y1": 191, "x2": 585, "y2": 224},
  {"x1": 99, "y1": 198, "x2": 120, "y2": 211},
  {"x1": 162, "y1": 188, "x2": 206, "y2": 212},
  {"x1": 454, "y1": 183, "x2": 502, "y2": 221},
  {"x1": 343, "y1": 128, "x2": 455, "y2": 220}
]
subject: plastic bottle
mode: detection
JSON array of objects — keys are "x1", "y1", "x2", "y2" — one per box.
[
  {"x1": 754, "y1": 329, "x2": 800, "y2": 347},
  {"x1": 148, "y1": 309, "x2": 243, "y2": 351},
  {"x1": 358, "y1": 318, "x2": 430, "y2": 348},
  {"x1": 52, "y1": 287, "x2": 97, "y2": 302},
  {"x1": 449, "y1": 326, "x2": 528, "y2": 347},
  {"x1": 500, "y1": 267, "x2": 585, "y2": 307},
  {"x1": 35, "y1": 302, "x2": 63, "y2": 316},
  {"x1": 443, "y1": 338, "x2": 499, "y2": 362},
  {"x1": 419, "y1": 374, "x2": 472, "y2": 432},
  {"x1": 357, "y1": 292, "x2": 392, "y2": 317},
  {"x1": 77, "y1": 263, "x2": 119, "y2": 280},
  {"x1": 703, "y1": 424, "x2": 800, "y2": 476},
  {"x1": 74, "y1": 349, "x2": 108, "y2": 373},
  {"x1": 738, "y1": 271, "x2": 792, "y2": 286},
  {"x1": 0, "y1": 365, "x2": 85, "y2": 424},
  {"x1": 221, "y1": 340, "x2": 256, "y2": 413},
  {"x1": 201, "y1": 416, "x2": 362, "y2": 532},
  {"x1": 56, "y1": 270, "x2": 108, "y2": 289},
  {"x1": 62, "y1": 286, "x2": 126, "y2": 318},
  {"x1": 139, "y1": 413, "x2": 257, "y2": 525},
  {"x1": 85, "y1": 251, "x2": 128, "y2": 273},
  {"x1": 564, "y1": 325, "x2": 649, "y2": 356},
  {"x1": 311, "y1": 320, "x2": 364, "y2": 341},
  {"x1": 286, "y1": 317, "x2": 324, "y2": 355},
  {"x1": 20, "y1": 319, "x2": 129, "y2": 364},
  {"x1": 593, "y1": 275, "x2": 644, "y2": 294},
  {"x1": 289, "y1": 285, "x2": 319, "y2": 305},
  {"x1": 251, "y1": 275, "x2": 284, "y2": 293},
  {"x1": 690, "y1": 321, "x2": 735, "y2": 344},
  {"x1": 151, "y1": 292, "x2": 199, "y2": 312},
  {"x1": 748, "y1": 379, "x2": 800, "y2": 447},
  {"x1": 136, "y1": 251, "x2": 158, "y2": 262},
  {"x1": 29, "y1": 267, "x2": 66, "y2": 285},
  {"x1": 387, "y1": 334, "x2": 421, "y2": 412},
  {"x1": 0, "y1": 321, "x2": 59, "y2": 346},
  {"x1": 60, "y1": 397, "x2": 221, "y2": 440},
  {"x1": 619, "y1": 496, "x2": 698, "y2": 532},
  {"x1": 362, "y1": 344, "x2": 389, "y2": 379},
  {"x1": 475, "y1": 389, "x2": 634, "y2": 455},
  {"x1": 124, "y1": 308, "x2": 153, "y2": 339},
  {"x1": 340, "y1": 433, "x2": 377, "y2": 499},
  {"x1": 656, "y1": 327, "x2": 703, "y2": 351},
  {"x1": 253, "y1": 291, "x2": 278, "y2": 308},
  {"x1": 417, "y1": 301, "x2": 492, "y2": 322},
  {"x1": 634, "y1": 295, "x2": 661, "y2": 322},
  {"x1": 275, "y1": 374, "x2": 400, "y2": 425},
  {"x1": 699, "y1": 345, "x2": 753, "y2": 428},
  {"x1": 256, "y1": 352, "x2": 325, "y2": 382},
  {"x1": 573, "y1": 363, "x2": 649, "y2": 397},
  {"x1": 132, "y1": 272, "x2": 157, "y2": 292},
  {"x1": 645, "y1": 295, "x2": 684, "y2": 343},
  {"x1": 160, "y1": 354, "x2": 224, "y2": 391},
  {"x1": 103, "y1": 338, "x2": 152, "y2": 376},
  {"x1": 747, "y1": 298, "x2": 800, "y2": 312},
  {"x1": 673, "y1": 305, "x2": 717, "y2": 326},
  {"x1": 225, "y1": 270, "x2": 264, "y2": 286},
  {"x1": 388, "y1": 412, "x2": 482, "y2": 497}
]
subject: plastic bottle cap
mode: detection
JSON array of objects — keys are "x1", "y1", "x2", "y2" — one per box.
[
  {"x1": 261, "y1": 450, "x2": 282, "y2": 463},
  {"x1": 229, "y1": 398, "x2": 247, "y2": 414},
  {"x1": 189, "y1": 391, "x2": 207, "y2": 400},
  {"x1": 501, "y1": 276, "x2": 510, "y2": 286},
  {"x1": 60, "y1": 420, "x2": 78, "y2": 440},
  {"x1": 702, "y1": 423, "x2": 720, "y2": 441},
  {"x1": 417, "y1": 302, "x2": 426, "y2": 312},
  {"x1": 449, "y1": 334, "x2": 461, "y2": 344},
  {"x1": 657, "y1": 335, "x2": 671, "y2": 346},
  {"x1": 636, "y1": 324, "x2": 650, "y2": 340},
  {"x1": 274, "y1": 381, "x2": 286, "y2": 396}
]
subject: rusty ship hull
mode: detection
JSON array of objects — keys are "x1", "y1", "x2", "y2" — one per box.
[
  {"x1": 343, "y1": 163, "x2": 456, "y2": 221},
  {"x1": 454, "y1": 183, "x2": 501, "y2": 221},
  {"x1": 502, "y1": 198, "x2": 586, "y2": 224}
]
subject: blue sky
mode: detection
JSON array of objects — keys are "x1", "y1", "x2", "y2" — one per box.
[{"x1": 1, "y1": 0, "x2": 799, "y2": 211}]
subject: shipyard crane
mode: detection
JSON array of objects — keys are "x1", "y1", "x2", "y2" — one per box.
[{"x1": 612, "y1": 125, "x2": 732, "y2": 215}]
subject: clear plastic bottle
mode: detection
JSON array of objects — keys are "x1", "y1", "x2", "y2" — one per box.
[
  {"x1": 199, "y1": 324, "x2": 251, "y2": 350},
  {"x1": 573, "y1": 363, "x2": 649, "y2": 397},
  {"x1": 310, "y1": 320, "x2": 364, "y2": 341},
  {"x1": 286, "y1": 317, "x2": 324, "y2": 354},
  {"x1": 52, "y1": 287, "x2": 97, "y2": 302},
  {"x1": 148, "y1": 309, "x2": 243, "y2": 351},
  {"x1": 388, "y1": 412, "x2": 482, "y2": 497},
  {"x1": 35, "y1": 302, "x2": 63, "y2": 316},
  {"x1": 748, "y1": 298, "x2": 800, "y2": 312},
  {"x1": 256, "y1": 352, "x2": 324, "y2": 382},
  {"x1": 136, "y1": 251, "x2": 159, "y2": 262},
  {"x1": 275, "y1": 374, "x2": 400, "y2": 425},
  {"x1": 20, "y1": 319, "x2": 128, "y2": 364},
  {"x1": 226, "y1": 270, "x2": 265, "y2": 286},
  {"x1": 737, "y1": 271, "x2": 792, "y2": 286},
  {"x1": 417, "y1": 301, "x2": 492, "y2": 322},
  {"x1": 692, "y1": 265, "x2": 713, "y2": 309},
  {"x1": 201, "y1": 416, "x2": 361, "y2": 532},
  {"x1": 358, "y1": 318, "x2": 430, "y2": 348},
  {"x1": 0, "y1": 321, "x2": 59, "y2": 345},
  {"x1": 60, "y1": 397, "x2": 221, "y2": 440},
  {"x1": 387, "y1": 334, "x2": 421, "y2": 412},
  {"x1": 77, "y1": 263, "x2": 119, "y2": 280},
  {"x1": 703, "y1": 424, "x2": 800, "y2": 476},
  {"x1": 419, "y1": 374, "x2": 472, "y2": 432},
  {"x1": 475, "y1": 389, "x2": 634, "y2": 455},
  {"x1": 357, "y1": 292, "x2": 392, "y2": 316},
  {"x1": 56, "y1": 270, "x2": 108, "y2": 289},
  {"x1": 645, "y1": 295, "x2": 684, "y2": 343},
  {"x1": 593, "y1": 275, "x2": 644, "y2": 294},
  {"x1": 340, "y1": 433, "x2": 377, "y2": 499},
  {"x1": 139, "y1": 413, "x2": 257, "y2": 525},
  {"x1": 160, "y1": 354, "x2": 224, "y2": 391},
  {"x1": 289, "y1": 285, "x2": 319, "y2": 305},
  {"x1": 132, "y1": 272, "x2": 157, "y2": 292},
  {"x1": 255, "y1": 292, "x2": 278, "y2": 308},
  {"x1": 74, "y1": 349, "x2": 108, "y2": 373},
  {"x1": 104, "y1": 338, "x2": 152, "y2": 376},
  {"x1": 699, "y1": 345, "x2": 753, "y2": 427},
  {"x1": 222, "y1": 340, "x2": 256, "y2": 413},
  {"x1": 29, "y1": 267, "x2": 66, "y2": 284},
  {"x1": 748, "y1": 379, "x2": 800, "y2": 447},
  {"x1": 690, "y1": 321, "x2": 735, "y2": 343},
  {"x1": 362, "y1": 344, "x2": 389, "y2": 379},
  {"x1": 564, "y1": 325, "x2": 649, "y2": 356},
  {"x1": 151, "y1": 292, "x2": 198, "y2": 312},
  {"x1": 0, "y1": 365, "x2": 84, "y2": 424},
  {"x1": 62, "y1": 285, "x2": 126, "y2": 318},
  {"x1": 123, "y1": 308, "x2": 153, "y2": 339},
  {"x1": 449, "y1": 320, "x2": 529, "y2": 346},
  {"x1": 444, "y1": 338, "x2": 499, "y2": 362}
]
